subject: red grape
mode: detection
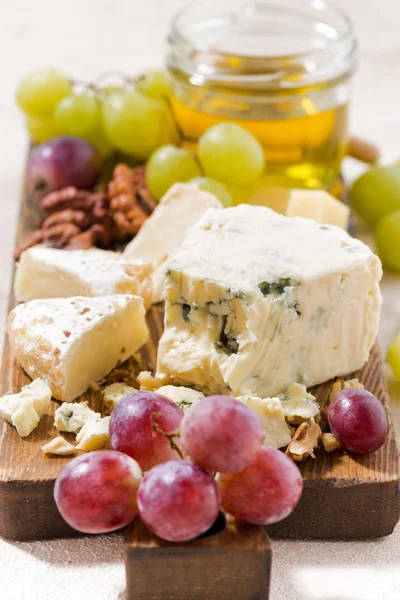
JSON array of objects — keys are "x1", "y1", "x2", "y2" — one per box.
[
  {"x1": 109, "y1": 391, "x2": 183, "y2": 471},
  {"x1": 328, "y1": 388, "x2": 388, "y2": 454},
  {"x1": 180, "y1": 395, "x2": 263, "y2": 473},
  {"x1": 54, "y1": 450, "x2": 142, "y2": 534},
  {"x1": 218, "y1": 446, "x2": 303, "y2": 525},
  {"x1": 26, "y1": 136, "x2": 102, "y2": 200},
  {"x1": 137, "y1": 460, "x2": 220, "y2": 541}
]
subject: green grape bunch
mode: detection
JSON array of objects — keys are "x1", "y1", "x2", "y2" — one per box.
[{"x1": 16, "y1": 67, "x2": 179, "y2": 160}]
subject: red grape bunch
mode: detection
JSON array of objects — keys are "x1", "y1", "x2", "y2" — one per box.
[{"x1": 54, "y1": 391, "x2": 304, "y2": 541}]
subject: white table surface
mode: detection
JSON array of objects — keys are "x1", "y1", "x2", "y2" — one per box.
[{"x1": 0, "y1": 1, "x2": 399, "y2": 599}]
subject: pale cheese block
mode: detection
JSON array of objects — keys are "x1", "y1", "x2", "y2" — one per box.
[
  {"x1": 156, "y1": 205, "x2": 382, "y2": 398},
  {"x1": 7, "y1": 295, "x2": 149, "y2": 402},
  {"x1": 15, "y1": 247, "x2": 153, "y2": 309},
  {"x1": 123, "y1": 183, "x2": 222, "y2": 303},
  {"x1": 249, "y1": 188, "x2": 350, "y2": 229}
]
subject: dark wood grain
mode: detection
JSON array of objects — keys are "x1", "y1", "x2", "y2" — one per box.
[
  {"x1": 124, "y1": 514, "x2": 272, "y2": 600},
  {"x1": 0, "y1": 181, "x2": 399, "y2": 542}
]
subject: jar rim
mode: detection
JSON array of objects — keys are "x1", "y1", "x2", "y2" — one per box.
[{"x1": 168, "y1": 0, "x2": 357, "y2": 90}]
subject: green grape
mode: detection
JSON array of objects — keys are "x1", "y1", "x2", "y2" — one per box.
[
  {"x1": 374, "y1": 210, "x2": 400, "y2": 271},
  {"x1": 146, "y1": 145, "x2": 201, "y2": 201},
  {"x1": 198, "y1": 123, "x2": 265, "y2": 189},
  {"x1": 387, "y1": 334, "x2": 400, "y2": 380},
  {"x1": 26, "y1": 114, "x2": 59, "y2": 143},
  {"x1": 157, "y1": 106, "x2": 181, "y2": 147},
  {"x1": 55, "y1": 94, "x2": 101, "y2": 137},
  {"x1": 350, "y1": 164, "x2": 400, "y2": 224},
  {"x1": 16, "y1": 68, "x2": 72, "y2": 117},
  {"x1": 102, "y1": 89, "x2": 166, "y2": 160},
  {"x1": 136, "y1": 69, "x2": 172, "y2": 101},
  {"x1": 189, "y1": 177, "x2": 233, "y2": 207},
  {"x1": 83, "y1": 125, "x2": 114, "y2": 159}
]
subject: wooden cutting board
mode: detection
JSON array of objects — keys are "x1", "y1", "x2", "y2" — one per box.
[{"x1": 0, "y1": 184, "x2": 399, "y2": 542}]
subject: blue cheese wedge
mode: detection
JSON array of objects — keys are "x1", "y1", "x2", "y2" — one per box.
[
  {"x1": 123, "y1": 183, "x2": 222, "y2": 303},
  {"x1": 7, "y1": 295, "x2": 149, "y2": 402},
  {"x1": 156, "y1": 205, "x2": 382, "y2": 398},
  {"x1": 0, "y1": 378, "x2": 52, "y2": 437},
  {"x1": 15, "y1": 247, "x2": 153, "y2": 309}
]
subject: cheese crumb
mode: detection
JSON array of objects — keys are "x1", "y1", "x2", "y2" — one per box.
[
  {"x1": 280, "y1": 383, "x2": 320, "y2": 425},
  {"x1": 0, "y1": 378, "x2": 51, "y2": 437},
  {"x1": 41, "y1": 436, "x2": 75, "y2": 456},
  {"x1": 54, "y1": 401, "x2": 100, "y2": 433},
  {"x1": 76, "y1": 416, "x2": 110, "y2": 451},
  {"x1": 103, "y1": 383, "x2": 136, "y2": 412},
  {"x1": 157, "y1": 385, "x2": 204, "y2": 411},
  {"x1": 236, "y1": 394, "x2": 293, "y2": 449}
]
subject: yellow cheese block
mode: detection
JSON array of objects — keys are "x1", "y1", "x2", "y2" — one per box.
[{"x1": 248, "y1": 188, "x2": 350, "y2": 229}]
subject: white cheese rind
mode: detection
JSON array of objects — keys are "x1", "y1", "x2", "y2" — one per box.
[
  {"x1": 15, "y1": 247, "x2": 153, "y2": 309},
  {"x1": 7, "y1": 295, "x2": 149, "y2": 402},
  {"x1": 123, "y1": 183, "x2": 222, "y2": 303},
  {"x1": 156, "y1": 205, "x2": 382, "y2": 398}
]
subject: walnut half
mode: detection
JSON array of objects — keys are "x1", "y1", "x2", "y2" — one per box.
[{"x1": 285, "y1": 418, "x2": 322, "y2": 461}]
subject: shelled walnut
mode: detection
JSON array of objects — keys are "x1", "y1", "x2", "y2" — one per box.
[
  {"x1": 15, "y1": 164, "x2": 155, "y2": 260},
  {"x1": 285, "y1": 418, "x2": 322, "y2": 461}
]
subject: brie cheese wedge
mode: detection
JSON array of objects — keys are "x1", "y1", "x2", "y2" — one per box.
[
  {"x1": 0, "y1": 378, "x2": 51, "y2": 437},
  {"x1": 7, "y1": 295, "x2": 149, "y2": 402},
  {"x1": 15, "y1": 247, "x2": 153, "y2": 309},
  {"x1": 123, "y1": 183, "x2": 222, "y2": 303}
]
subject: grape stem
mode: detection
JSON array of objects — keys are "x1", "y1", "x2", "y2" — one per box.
[{"x1": 150, "y1": 412, "x2": 184, "y2": 459}]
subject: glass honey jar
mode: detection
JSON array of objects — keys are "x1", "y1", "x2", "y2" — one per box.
[{"x1": 167, "y1": 0, "x2": 357, "y2": 199}]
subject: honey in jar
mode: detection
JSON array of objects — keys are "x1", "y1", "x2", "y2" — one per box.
[{"x1": 167, "y1": 0, "x2": 356, "y2": 200}]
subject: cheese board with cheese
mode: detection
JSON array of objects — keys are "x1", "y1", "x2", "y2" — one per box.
[{"x1": 0, "y1": 163, "x2": 399, "y2": 548}]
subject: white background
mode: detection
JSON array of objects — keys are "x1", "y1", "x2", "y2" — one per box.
[{"x1": 0, "y1": 1, "x2": 399, "y2": 599}]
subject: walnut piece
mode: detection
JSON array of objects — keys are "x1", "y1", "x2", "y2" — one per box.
[
  {"x1": 329, "y1": 378, "x2": 364, "y2": 402},
  {"x1": 16, "y1": 165, "x2": 156, "y2": 260},
  {"x1": 285, "y1": 418, "x2": 322, "y2": 461},
  {"x1": 322, "y1": 433, "x2": 342, "y2": 453}
]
